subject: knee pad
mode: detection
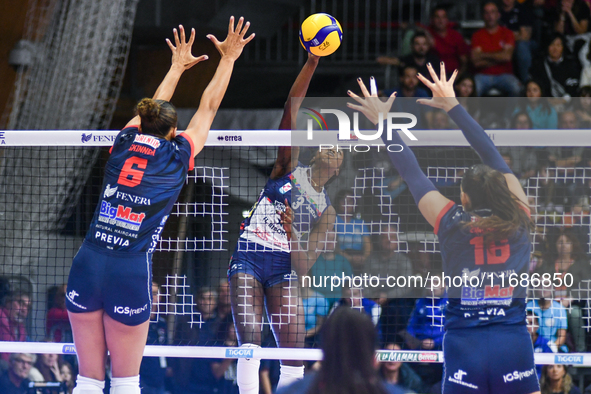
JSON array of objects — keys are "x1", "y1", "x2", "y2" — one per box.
[
  {"x1": 110, "y1": 375, "x2": 140, "y2": 394},
  {"x1": 237, "y1": 344, "x2": 261, "y2": 394},
  {"x1": 277, "y1": 364, "x2": 304, "y2": 389},
  {"x1": 73, "y1": 375, "x2": 105, "y2": 394}
]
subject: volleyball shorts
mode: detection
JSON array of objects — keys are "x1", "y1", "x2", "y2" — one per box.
[
  {"x1": 227, "y1": 239, "x2": 295, "y2": 288},
  {"x1": 443, "y1": 324, "x2": 539, "y2": 394},
  {"x1": 66, "y1": 241, "x2": 152, "y2": 326}
]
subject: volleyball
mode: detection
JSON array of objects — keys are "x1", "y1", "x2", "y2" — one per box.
[{"x1": 299, "y1": 13, "x2": 343, "y2": 57}]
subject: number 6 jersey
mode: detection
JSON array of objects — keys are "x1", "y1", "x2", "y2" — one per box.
[{"x1": 85, "y1": 126, "x2": 194, "y2": 253}]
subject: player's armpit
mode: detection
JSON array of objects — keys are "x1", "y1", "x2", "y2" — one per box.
[{"x1": 417, "y1": 191, "x2": 453, "y2": 229}]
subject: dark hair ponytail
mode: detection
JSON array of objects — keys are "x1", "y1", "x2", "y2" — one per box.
[
  {"x1": 461, "y1": 164, "x2": 533, "y2": 242},
  {"x1": 136, "y1": 98, "x2": 177, "y2": 137},
  {"x1": 307, "y1": 307, "x2": 388, "y2": 394}
]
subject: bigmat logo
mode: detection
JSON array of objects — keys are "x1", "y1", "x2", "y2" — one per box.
[{"x1": 99, "y1": 201, "x2": 146, "y2": 231}]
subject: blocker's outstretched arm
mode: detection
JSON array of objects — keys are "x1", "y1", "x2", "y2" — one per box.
[
  {"x1": 417, "y1": 62, "x2": 529, "y2": 208},
  {"x1": 347, "y1": 77, "x2": 451, "y2": 228},
  {"x1": 124, "y1": 25, "x2": 209, "y2": 129}
]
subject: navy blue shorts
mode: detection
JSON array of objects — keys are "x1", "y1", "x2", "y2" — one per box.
[
  {"x1": 443, "y1": 324, "x2": 539, "y2": 394},
  {"x1": 227, "y1": 239, "x2": 295, "y2": 288},
  {"x1": 66, "y1": 241, "x2": 152, "y2": 326}
]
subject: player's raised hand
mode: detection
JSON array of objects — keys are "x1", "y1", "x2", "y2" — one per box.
[
  {"x1": 207, "y1": 16, "x2": 255, "y2": 62},
  {"x1": 166, "y1": 25, "x2": 209, "y2": 70},
  {"x1": 416, "y1": 62, "x2": 460, "y2": 112},
  {"x1": 347, "y1": 77, "x2": 396, "y2": 125}
]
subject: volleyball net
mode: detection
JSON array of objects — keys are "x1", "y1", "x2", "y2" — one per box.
[{"x1": 0, "y1": 98, "x2": 590, "y2": 366}]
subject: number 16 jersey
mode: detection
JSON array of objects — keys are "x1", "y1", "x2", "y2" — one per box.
[{"x1": 85, "y1": 126, "x2": 194, "y2": 253}]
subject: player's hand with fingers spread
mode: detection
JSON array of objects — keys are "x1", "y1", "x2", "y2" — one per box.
[
  {"x1": 416, "y1": 62, "x2": 460, "y2": 112},
  {"x1": 166, "y1": 25, "x2": 209, "y2": 70},
  {"x1": 347, "y1": 76, "x2": 397, "y2": 125},
  {"x1": 207, "y1": 16, "x2": 255, "y2": 62}
]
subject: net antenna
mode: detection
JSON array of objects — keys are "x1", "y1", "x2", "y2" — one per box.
[{"x1": 0, "y1": 0, "x2": 139, "y2": 282}]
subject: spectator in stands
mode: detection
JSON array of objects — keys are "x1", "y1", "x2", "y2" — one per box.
[
  {"x1": 379, "y1": 343, "x2": 428, "y2": 394},
  {"x1": 548, "y1": 111, "x2": 584, "y2": 169},
  {"x1": 547, "y1": 229, "x2": 589, "y2": 352},
  {"x1": 216, "y1": 279, "x2": 231, "y2": 323},
  {"x1": 454, "y1": 74, "x2": 481, "y2": 121},
  {"x1": 334, "y1": 189, "x2": 372, "y2": 274},
  {"x1": 540, "y1": 364, "x2": 581, "y2": 394},
  {"x1": 330, "y1": 287, "x2": 382, "y2": 343},
  {"x1": 140, "y1": 281, "x2": 168, "y2": 394},
  {"x1": 309, "y1": 228, "x2": 353, "y2": 305},
  {"x1": 277, "y1": 307, "x2": 403, "y2": 394},
  {"x1": 402, "y1": 282, "x2": 447, "y2": 352},
  {"x1": 387, "y1": 64, "x2": 430, "y2": 128},
  {"x1": 378, "y1": 32, "x2": 441, "y2": 83},
  {"x1": 516, "y1": 80, "x2": 559, "y2": 130},
  {"x1": 0, "y1": 353, "x2": 35, "y2": 394},
  {"x1": 209, "y1": 323, "x2": 239, "y2": 393},
  {"x1": 0, "y1": 291, "x2": 31, "y2": 362},
  {"x1": 526, "y1": 285, "x2": 568, "y2": 352},
  {"x1": 29, "y1": 351, "x2": 63, "y2": 383},
  {"x1": 552, "y1": 0, "x2": 590, "y2": 36},
  {"x1": 60, "y1": 361, "x2": 75, "y2": 394},
  {"x1": 530, "y1": 33, "x2": 581, "y2": 100},
  {"x1": 366, "y1": 225, "x2": 413, "y2": 299},
  {"x1": 471, "y1": 2, "x2": 522, "y2": 97},
  {"x1": 401, "y1": 281, "x2": 447, "y2": 388},
  {"x1": 498, "y1": 112, "x2": 538, "y2": 179},
  {"x1": 46, "y1": 284, "x2": 71, "y2": 343},
  {"x1": 427, "y1": 6, "x2": 470, "y2": 76},
  {"x1": 574, "y1": 86, "x2": 591, "y2": 127},
  {"x1": 527, "y1": 311, "x2": 555, "y2": 378},
  {"x1": 300, "y1": 277, "x2": 330, "y2": 347},
  {"x1": 500, "y1": 0, "x2": 537, "y2": 82},
  {"x1": 176, "y1": 286, "x2": 220, "y2": 345}
]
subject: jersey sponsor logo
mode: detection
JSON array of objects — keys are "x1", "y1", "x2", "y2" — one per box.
[
  {"x1": 115, "y1": 191, "x2": 151, "y2": 206},
  {"x1": 448, "y1": 370, "x2": 478, "y2": 389},
  {"x1": 461, "y1": 285, "x2": 514, "y2": 306},
  {"x1": 555, "y1": 355, "x2": 583, "y2": 364},
  {"x1": 104, "y1": 184, "x2": 118, "y2": 198},
  {"x1": 113, "y1": 303, "x2": 149, "y2": 317},
  {"x1": 66, "y1": 290, "x2": 86, "y2": 310},
  {"x1": 99, "y1": 201, "x2": 146, "y2": 231},
  {"x1": 225, "y1": 348, "x2": 253, "y2": 358},
  {"x1": 279, "y1": 182, "x2": 292, "y2": 194},
  {"x1": 503, "y1": 368, "x2": 535, "y2": 383},
  {"x1": 134, "y1": 134, "x2": 161, "y2": 149},
  {"x1": 129, "y1": 144, "x2": 155, "y2": 156},
  {"x1": 95, "y1": 231, "x2": 131, "y2": 247}
]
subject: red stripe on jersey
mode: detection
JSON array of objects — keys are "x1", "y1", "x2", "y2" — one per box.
[
  {"x1": 434, "y1": 201, "x2": 456, "y2": 235},
  {"x1": 177, "y1": 133, "x2": 195, "y2": 171}
]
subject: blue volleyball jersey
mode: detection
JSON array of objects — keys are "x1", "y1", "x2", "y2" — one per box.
[
  {"x1": 435, "y1": 201, "x2": 531, "y2": 329},
  {"x1": 85, "y1": 126, "x2": 194, "y2": 253},
  {"x1": 239, "y1": 163, "x2": 330, "y2": 252}
]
